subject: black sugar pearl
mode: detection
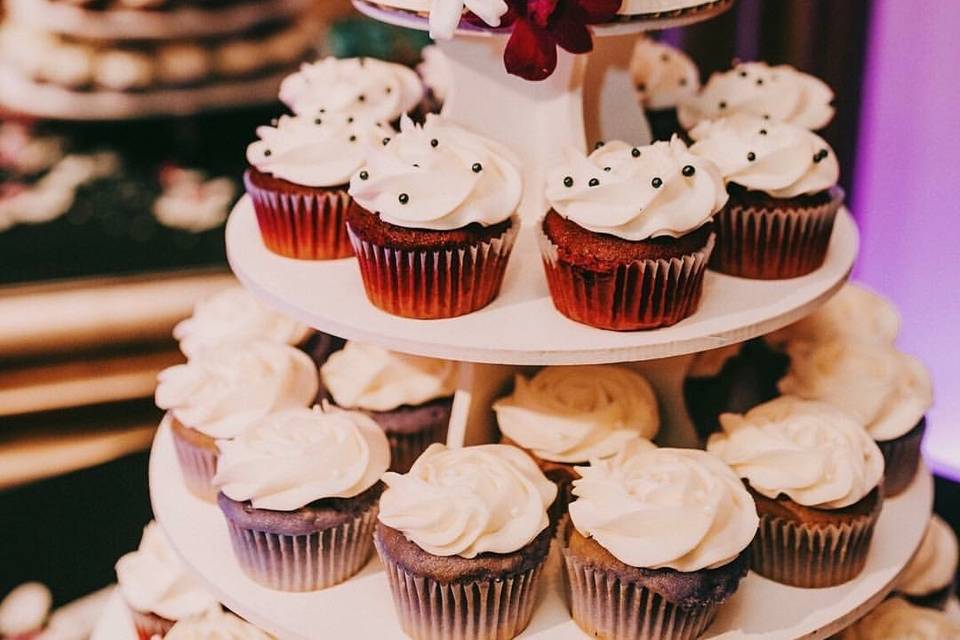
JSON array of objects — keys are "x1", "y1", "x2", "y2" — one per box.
[
  {"x1": 739, "y1": 70, "x2": 748, "y2": 78},
  {"x1": 382, "y1": 137, "x2": 391, "y2": 146},
  {"x1": 603, "y1": 166, "x2": 611, "y2": 172},
  {"x1": 759, "y1": 128, "x2": 768, "y2": 135},
  {"x1": 637, "y1": 82, "x2": 647, "y2": 91},
  {"x1": 595, "y1": 141, "x2": 605, "y2": 149},
  {"x1": 386, "y1": 87, "x2": 393, "y2": 94},
  {"x1": 651, "y1": 177, "x2": 663, "y2": 188},
  {"x1": 679, "y1": 78, "x2": 688, "y2": 86},
  {"x1": 412, "y1": 163, "x2": 420, "y2": 168},
  {"x1": 359, "y1": 170, "x2": 369, "y2": 180},
  {"x1": 589, "y1": 178, "x2": 600, "y2": 187},
  {"x1": 264, "y1": 149, "x2": 272, "y2": 156},
  {"x1": 719, "y1": 101, "x2": 728, "y2": 110},
  {"x1": 430, "y1": 139, "x2": 439, "y2": 148},
  {"x1": 398, "y1": 193, "x2": 409, "y2": 204},
  {"x1": 348, "y1": 116, "x2": 355, "y2": 123},
  {"x1": 756, "y1": 78, "x2": 764, "y2": 86},
  {"x1": 349, "y1": 135, "x2": 357, "y2": 142},
  {"x1": 563, "y1": 176, "x2": 574, "y2": 188},
  {"x1": 682, "y1": 165, "x2": 696, "y2": 177},
  {"x1": 763, "y1": 114, "x2": 771, "y2": 120},
  {"x1": 314, "y1": 118, "x2": 322, "y2": 125},
  {"x1": 319, "y1": 108, "x2": 326, "y2": 114},
  {"x1": 747, "y1": 151, "x2": 757, "y2": 162},
  {"x1": 358, "y1": 94, "x2": 366, "y2": 102},
  {"x1": 631, "y1": 148, "x2": 641, "y2": 158},
  {"x1": 472, "y1": 163, "x2": 483, "y2": 173},
  {"x1": 661, "y1": 53, "x2": 669, "y2": 62},
  {"x1": 814, "y1": 148, "x2": 829, "y2": 163}
]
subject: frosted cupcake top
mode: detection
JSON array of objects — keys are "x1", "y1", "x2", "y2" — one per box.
[
  {"x1": 321, "y1": 341, "x2": 458, "y2": 412},
  {"x1": 778, "y1": 340, "x2": 933, "y2": 441},
  {"x1": 707, "y1": 397, "x2": 884, "y2": 509},
  {"x1": 764, "y1": 283, "x2": 900, "y2": 349},
  {"x1": 246, "y1": 114, "x2": 392, "y2": 188},
  {"x1": 173, "y1": 286, "x2": 310, "y2": 358},
  {"x1": 349, "y1": 115, "x2": 522, "y2": 230},
  {"x1": 630, "y1": 37, "x2": 700, "y2": 110},
  {"x1": 689, "y1": 114, "x2": 839, "y2": 198},
  {"x1": 545, "y1": 138, "x2": 727, "y2": 241},
  {"x1": 493, "y1": 365, "x2": 660, "y2": 463},
  {"x1": 165, "y1": 609, "x2": 274, "y2": 640},
  {"x1": 678, "y1": 61, "x2": 834, "y2": 130},
  {"x1": 569, "y1": 442, "x2": 757, "y2": 571},
  {"x1": 279, "y1": 57, "x2": 423, "y2": 124},
  {"x1": 378, "y1": 444, "x2": 556, "y2": 557},
  {"x1": 115, "y1": 522, "x2": 219, "y2": 621},
  {"x1": 838, "y1": 598, "x2": 960, "y2": 640},
  {"x1": 215, "y1": 406, "x2": 390, "y2": 511},
  {"x1": 897, "y1": 515, "x2": 959, "y2": 596},
  {"x1": 155, "y1": 342, "x2": 319, "y2": 440},
  {"x1": 0, "y1": 583, "x2": 51, "y2": 637}
]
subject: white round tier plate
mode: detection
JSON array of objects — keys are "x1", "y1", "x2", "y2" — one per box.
[
  {"x1": 227, "y1": 196, "x2": 858, "y2": 365},
  {"x1": 151, "y1": 420, "x2": 933, "y2": 640},
  {"x1": 90, "y1": 590, "x2": 136, "y2": 640}
]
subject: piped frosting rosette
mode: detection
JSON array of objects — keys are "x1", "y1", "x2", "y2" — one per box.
[
  {"x1": 539, "y1": 138, "x2": 726, "y2": 330},
  {"x1": 896, "y1": 515, "x2": 959, "y2": 605},
  {"x1": 279, "y1": 57, "x2": 423, "y2": 124},
  {"x1": 708, "y1": 396, "x2": 884, "y2": 587},
  {"x1": 346, "y1": 115, "x2": 522, "y2": 318},
  {"x1": 678, "y1": 61, "x2": 835, "y2": 131},
  {"x1": 688, "y1": 113, "x2": 843, "y2": 278}
]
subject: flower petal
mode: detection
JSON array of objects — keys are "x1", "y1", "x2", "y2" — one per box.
[
  {"x1": 528, "y1": 0, "x2": 561, "y2": 27},
  {"x1": 503, "y1": 17, "x2": 558, "y2": 81},
  {"x1": 551, "y1": 2, "x2": 594, "y2": 54}
]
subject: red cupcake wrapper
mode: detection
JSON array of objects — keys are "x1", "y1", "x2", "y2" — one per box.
[
  {"x1": 130, "y1": 608, "x2": 176, "y2": 640},
  {"x1": 347, "y1": 218, "x2": 519, "y2": 319},
  {"x1": 709, "y1": 189, "x2": 843, "y2": 279},
  {"x1": 876, "y1": 419, "x2": 926, "y2": 498},
  {"x1": 562, "y1": 549, "x2": 719, "y2": 640},
  {"x1": 538, "y1": 224, "x2": 715, "y2": 331},
  {"x1": 246, "y1": 179, "x2": 354, "y2": 260},
  {"x1": 170, "y1": 418, "x2": 219, "y2": 502},
  {"x1": 223, "y1": 502, "x2": 378, "y2": 592}
]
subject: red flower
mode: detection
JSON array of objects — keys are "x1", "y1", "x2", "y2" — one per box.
[{"x1": 471, "y1": 0, "x2": 622, "y2": 81}]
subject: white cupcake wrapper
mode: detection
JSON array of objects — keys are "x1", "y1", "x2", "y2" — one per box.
[{"x1": 170, "y1": 420, "x2": 219, "y2": 502}]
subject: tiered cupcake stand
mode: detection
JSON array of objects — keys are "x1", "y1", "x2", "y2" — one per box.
[{"x1": 150, "y1": 2, "x2": 936, "y2": 638}]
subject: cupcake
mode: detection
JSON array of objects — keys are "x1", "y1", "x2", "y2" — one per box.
[
  {"x1": 688, "y1": 114, "x2": 843, "y2": 279},
  {"x1": 164, "y1": 609, "x2": 273, "y2": 639},
  {"x1": 630, "y1": 37, "x2": 700, "y2": 141},
  {"x1": 0, "y1": 583, "x2": 51, "y2": 640},
  {"x1": 279, "y1": 57, "x2": 424, "y2": 126},
  {"x1": 707, "y1": 396, "x2": 884, "y2": 587},
  {"x1": 155, "y1": 342, "x2": 319, "y2": 500},
  {"x1": 540, "y1": 138, "x2": 727, "y2": 330},
  {"x1": 778, "y1": 339, "x2": 933, "y2": 496},
  {"x1": 115, "y1": 522, "x2": 220, "y2": 640},
  {"x1": 492, "y1": 364, "x2": 659, "y2": 514},
  {"x1": 347, "y1": 115, "x2": 522, "y2": 319},
  {"x1": 677, "y1": 61, "x2": 834, "y2": 132},
  {"x1": 245, "y1": 113, "x2": 392, "y2": 260},
  {"x1": 375, "y1": 444, "x2": 556, "y2": 640},
  {"x1": 837, "y1": 597, "x2": 960, "y2": 639},
  {"x1": 564, "y1": 443, "x2": 757, "y2": 640},
  {"x1": 215, "y1": 405, "x2": 390, "y2": 592},
  {"x1": 320, "y1": 341, "x2": 458, "y2": 473},
  {"x1": 895, "y1": 515, "x2": 959, "y2": 610}
]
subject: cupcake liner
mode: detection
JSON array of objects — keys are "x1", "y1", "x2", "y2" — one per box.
[
  {"x1": 375, "y1": 542, "x2": 544, "y2": 640},
  {"x1": 751, "y1": 501, "x2": 881, "y2": 588},
  {"x1": 876, "y1": 419, "x2": 926, "y2": 498},
  {"x1": 538, "y1": 224, "x2": 714, "y2": 331},
  {"x1": 386, "y1": 419, "x2": 449, "y2": 474},
  {"x1": 223, "y1": 501, "x2": 378, "y2": 592},
  {"x1": 562, "y1": 549, "x2": 719, "y2": 640},
  {"x1": 708, "y1": 189, "x2": 843, "y2": 279},
  {"x1": 347, "y1": 218, "x2": 519, "y2": 319},
  {"x1": 130, "y1": 608, "x2": 176, "y2": 640},
  {"x1": 169, "y1": 418, "x2": 219, "y2": 502},
  {"x1": 246, "y1": 178, "x2": 354, "y2": 260}
]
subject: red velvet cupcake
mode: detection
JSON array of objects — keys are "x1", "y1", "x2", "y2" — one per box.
[
  {"x1": 347, "y1": 115, "x2": 521, "y2": 319},
  {"x1": 541, "y1": 138, "x2": 727, "y2": 331},
  {"x1": 245, "y1": 113, "x2": 391, "y2": 260}
]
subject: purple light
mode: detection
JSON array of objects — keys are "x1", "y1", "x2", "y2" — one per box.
[{"x1": 855, "y1": 2, "x2": 960, "y2": 480}]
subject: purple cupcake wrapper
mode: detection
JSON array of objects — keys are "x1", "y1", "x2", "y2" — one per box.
[
  {"x1": 876, "y1": 421, "x2": 926, "y2": 498},
  {"x1": 375, "y1": 540, "x2": 544, "y2": 640},
  {"x1": 387, "y1": 420, "x2": 450, "y2": 474},
  {"x1": 130, "y1": 608, "x2": 176, "y2": 640},
  {"x1": 170, "y1": 422, "x2": 219, "y2": 502},
  {"x1": 223, "y1": 503, "x2": 378, "y2": 592},
  {"x1": 752, "y1": 505, "x2": 880, "y2": 588},
  {"x1": 561, "y1": 549, "x2": 718, "y2": 640}
]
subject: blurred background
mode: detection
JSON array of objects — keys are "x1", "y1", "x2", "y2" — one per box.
[{"x1": 0, "y1": 0, "x2": 957, "y2": 618}]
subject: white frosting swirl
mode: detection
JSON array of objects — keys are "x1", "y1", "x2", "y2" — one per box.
[
  {"x1": 493, "y1": 365, "x2": 659, "y2": 463},
  {"x1": 155, "y1": 342, "x2": 319, "y2": 440},
  {"x1": 0, "y1": 583, "x2": 51, "y2": 636},
  {"x1": 630, "y1": 38, "x2": 700, "y2": 110},
  {"x1": 215, "y1": 405, "x2": 390, "y2": 511},
  {"x1": 689, "y1": 114, "x2": 839, "y2": 198},
  {"x1": 349, "y1": 115, "x2": 522, "y2": 230},
  {"x1": 246, "y1": 114, "x2": 392, "y2": 188},
  {"x1": 320, "y1": 341, "x2": 457, "y2": 412},
  {"x1": 569, "y1": 442, "x2": 758, "y2": 571},
  {"x1": 898, "y1": 515, "x2": 959, "y2": 596},
  {"x1": 115, "y1": 522, "x2": 219, "y2": 621},
  {"x1": 678, "y1": 61, "x2": 835, "y2": 131},
  {"x1": 764, "y1": 282, "x2": 900, "y2": 349},
  {"x1": 839, "y1": 598, "x2": 960, "y2": 640},
  {"x1": 707, "y1": 397, "x2": 884, "y2": 509},
  {"x1": 174, "y1": 286, "x2": 310, "y2": 359},
  {"x1": 378, "y1": 443, "x2": 556, "y2": 557},
  {"x1": 778, "y1": 340, "x2": 933, "y2": 441},
  {"x1": 546, "y1": 138, "x2": 727, "y2": 241},
  {"x1": 279, "y1": 57, "x2": 423, "y2": 123},
  {"x1": 165, "y1": 609, "x2": 274, "y2": 640}
]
